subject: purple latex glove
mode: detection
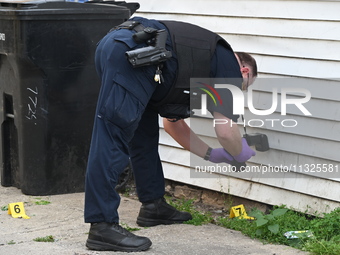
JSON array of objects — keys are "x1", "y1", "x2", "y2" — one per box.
[
  {"x1": 209, "y1": 148, "x2": 234, "y2": 164},
  {"x1": 233, "y1": 138, "x2": 256, "y2": 162}
]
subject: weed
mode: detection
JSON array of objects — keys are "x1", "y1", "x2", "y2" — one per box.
[
  {"x1": 217, "y1": 216, "x2": 257, "y2": 238},
  {"x1": 34, "y1": 198, "x2": 51, "y2": 205},
  {"x1": 309, "y1": 207, "x2": 340, "y2": 240},
  {"x1": 250, "y1": 208, "x2": 288, "y2": 236},
  {"x1": 7, "y1": 240, "x2": 15, "y2": 245},
  {"x1": 302, "y1": 208, "x2": 340, "y2": 254},
  {"x1": 304, "y1": 238, "x2": 340, "y2": 255},
  {"x1": 219, "y1": 205, "x2": 340, "y2": 255},
  {"x1": 166, "y1": 197, "x2": 213, "y2": 226},
  {"x1": 159, "y1": 196, "x2": 340, "y2": 255},
  {"x1": 120, "y1": 222, "x2": 141, "y2": 232},
  {"x1": 123, "y1": 188, "x2": 131, "y2": 197},
  {"x1": 1, "y1": 205, "x2": 8, "y2": 211},
  {"x1": 33, "y1": 235, "x2": 55, "y2": 242}
]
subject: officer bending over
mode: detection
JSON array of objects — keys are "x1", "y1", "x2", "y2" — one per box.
[{"x1": 84, "y1": 16, "x2": 257, "y2": 252}]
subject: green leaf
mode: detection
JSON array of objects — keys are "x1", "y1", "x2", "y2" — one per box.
[
  {"x1": 255, "y1": 229, "x2": 263, "y2": 236},
  {"x1": 268, "y1": 224, "x2": 280, "y2": 234},
  {"x1": 249, "y1": 210, "x2": 264, "y2": 219},
  {"x1": 272, "y1": 208, "x2": 288, "y2": 217},
  {"x1": 265, "y1": 214, "x2": 275, "y2": 221},
  {"x1": 256, "y1": 218, "x2": 269, "y2": 227}
]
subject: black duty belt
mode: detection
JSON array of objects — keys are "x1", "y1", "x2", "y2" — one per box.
[{"x1": 109, "y1": 20, "x2": 145, "y2": 33}]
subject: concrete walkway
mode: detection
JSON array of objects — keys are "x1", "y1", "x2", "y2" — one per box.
[{"x1": 0, "y1": 185, "x2": 309, "y2": 255}]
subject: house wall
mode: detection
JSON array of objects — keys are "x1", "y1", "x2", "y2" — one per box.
[{"x1": 133, "y1": 0, "x2": 340, "y2": 214}]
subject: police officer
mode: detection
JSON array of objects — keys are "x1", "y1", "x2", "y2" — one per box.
[{"x1": 84, "y1": 16, "x2": 257, "y2": 252}]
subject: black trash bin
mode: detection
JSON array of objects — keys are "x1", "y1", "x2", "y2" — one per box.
[{"x1": 0, "y1": 0, "x2": 139, "y2": 195}]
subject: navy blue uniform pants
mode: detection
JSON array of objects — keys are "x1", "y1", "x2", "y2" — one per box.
[{"x1": 84, "y1": 27, "x2": 171, "y2": 223}]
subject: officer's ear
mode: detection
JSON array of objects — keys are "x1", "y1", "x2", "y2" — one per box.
[{"x1": 240, "y1": 66, "x2": 250, "y2": 74}]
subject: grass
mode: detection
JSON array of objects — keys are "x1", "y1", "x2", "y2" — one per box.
[
  {"x1": 121, "y1": 222, "x2": 142, "y2": 232},
  {"x1": 168, "y1": 197, "x2": 340, "y2": 255},
  {"x1": 33, "y1": 235, "x2": 55, "y2": 242},
  {"x1": 34, "y1": 198, "x2": 51, "y2": 205},
  {"x1": 166, "y1": 196, "x2": 214, "y2": 226}
]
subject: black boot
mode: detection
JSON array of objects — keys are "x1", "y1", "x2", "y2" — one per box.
[
  {"x1": 86, "y1": 222, "x2": 152, "y2": 252},
  {"x1": 137, "y1": 197, "x2": 193, "y2": 227}
]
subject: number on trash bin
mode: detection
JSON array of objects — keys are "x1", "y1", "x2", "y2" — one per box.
[{"x1": 25, "y1": 87, "x2": 38, "y2": 122}]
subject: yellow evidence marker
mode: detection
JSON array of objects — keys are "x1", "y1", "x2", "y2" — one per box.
[
  {"x1": 230, "y1": 204, "x2": 254, "y2": 220},
  {"x1": 8, "y1": 202, "x2": 30, "y2": 219}
]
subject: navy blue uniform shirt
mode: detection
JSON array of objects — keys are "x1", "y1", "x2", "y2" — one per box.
[{"x1": 130, "y1": 17, "x2": 242, "y2": 122}]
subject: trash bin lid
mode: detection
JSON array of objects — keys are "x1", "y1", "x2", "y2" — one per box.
[{"x1": 0, "y1": 0, "x2": 134, "y2": 20}]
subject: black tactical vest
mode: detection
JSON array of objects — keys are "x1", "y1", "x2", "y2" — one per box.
[{"x1": 156, "y1": 20, "x2": 233, "y2": 120}]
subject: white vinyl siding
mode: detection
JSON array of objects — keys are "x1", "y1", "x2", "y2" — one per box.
[{"x1": 134, "y1": 0, "x2": 340, "y2": 214}]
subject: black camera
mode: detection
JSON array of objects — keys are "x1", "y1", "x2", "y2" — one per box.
[
  {"x1": 126, "y1": 29, "x2": 172, "y2": 67},
  {"x1": 243, "y1": 133, "x2": 270, "y2": 152}
]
